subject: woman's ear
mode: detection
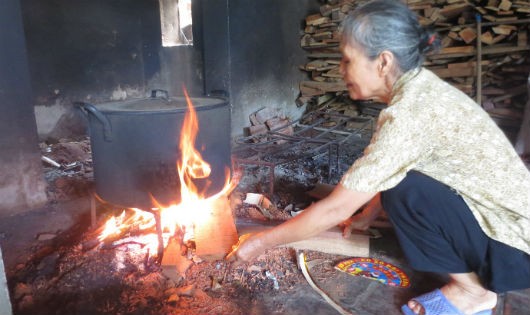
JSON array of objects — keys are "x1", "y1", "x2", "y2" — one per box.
[{"x1": 378, "y1": 50, "x2": 395, "y2": 76}]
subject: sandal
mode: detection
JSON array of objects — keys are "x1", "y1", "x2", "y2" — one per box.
[{"x1": 401, "y1": 289, "x2": 492, "y2": 315}]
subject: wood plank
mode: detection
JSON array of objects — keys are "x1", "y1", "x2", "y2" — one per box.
[
  {"x1": 476, "y1": 7, "x2": 488, "y2": 15},
  {"x1": 194, "y1": 196, "x2": 239, "y2": 261},
  {"x1": 459, "y1": 27, "x2": 477, "y2": 43},
  {"x1": 487, "y1": 0, "x2": 500, "y2": 7},
  {"x1": 481, "y1": 31, "x2": 495, "y2": 44},
  {"x1": 485, "y1": 5, "x2": 501, "y2": 12},
  {"x1": 247, "y1": 124, "x2": 268, "y2": 137},
  {"x1": 306, "y1": 14, "x2": 330, "y2": 26},
  {"x1": 320, "y1": 4, "x2": 334, "y2": 17},
  {"x1": 494, "y1": 16, "x2": 519, "y2": 22},
  {"x1": 429, "y1": 44, "x2": 529, "y2": 58},
  {"x1": 313, "y1": 31, "x2": 333, "y2": 41},
  {"x1": 492, "y1": 24, "x2": 517, "y2": 35},
  {"x1": 518, "y1": 29, "x2": 527, "y2": 46},
  {"x1": 322, "y1": 68, "x2": 342, "y2": 78},
  {"x1": 497, "y1": 9, "x2": 514, "y2": 15},
  {"x1": 516, "y1": 7, "x2": 530, "y2": 13},
  {"x1": 305, "y1": 59, "x2": 329, "y2": 70},
  {"x1": 409, "y1": 3, "x2": 433, "y2": 10},
  {"x1": 439, "y1": 3, "x2": 470, "y2": 19},
  {"x1": 430, "y1": 66, "x2": 475, "y2": 78},
  {"x1": 440, "y1": 45, "x2": 475, "y2": 54},
  {"x1": 307, "y1": 53, "x2": 342, "y2": 59},
  {"x1": 300, "y1": 81, "x2": 347, "y2": 93},
  {"x1": 499, "y1": 0, "x2": 513, "y2": 11},
  {"x1": 447, "y1": 60, "x2": 491, "y2": 68},
  {"x1": 491, "y1": 34, "x2": 508, "y2": 44},
  {"x1": 236, "y1": 219, "x2": 370, "y2": 257},
  {"x1": 483, "y1": 44, "x2": 530, "y2": 54},
  {"x1": 305, "y1": 42, "x2": 340, "y2": 49},
  {"x1": 490, "y1": 84, "x2": 527, "y2": 102},
  {"x1": 448, "y1": 31, "x2": 460, "y2": 40}
]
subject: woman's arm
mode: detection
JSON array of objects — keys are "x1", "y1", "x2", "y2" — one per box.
[
  {"x1": 341, "y1": 193, "x2": 384, "y2": 237},
  {"x1": 227, "y1": 185, "x2": 377, "y2": 262}
]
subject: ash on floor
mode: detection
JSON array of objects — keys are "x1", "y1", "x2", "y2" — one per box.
[{"x1": 1, "y1": 136, "x2": 529, "y2": 315}]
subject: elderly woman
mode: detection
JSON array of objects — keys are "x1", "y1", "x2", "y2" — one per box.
[{"x1": 227, "y1": 0, "x2": 530, "y2": 314}]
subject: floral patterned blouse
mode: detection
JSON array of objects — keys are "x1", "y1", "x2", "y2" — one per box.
[{"x1": 341, "y1": 68, "x2": 530, "y2": 255}]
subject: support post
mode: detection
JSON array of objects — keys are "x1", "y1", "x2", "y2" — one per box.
[
  {"x1": 0, "y1": 247, "x2": 13, "y2": 315},
  {"x1": 476, "y1": 14, "x2": 483, "y2": 106}
]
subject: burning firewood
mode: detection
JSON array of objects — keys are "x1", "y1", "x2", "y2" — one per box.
[
  {"x1": 161, "y1": 236, "x2": 193, "y2": 283},
  {"x1": 194, "y1": 196, "x2": 239, "y2": 262}
]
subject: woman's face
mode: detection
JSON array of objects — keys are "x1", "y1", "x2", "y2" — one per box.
[{"x1": 340, "y1": 42, "x2": 388, "y2": 102}]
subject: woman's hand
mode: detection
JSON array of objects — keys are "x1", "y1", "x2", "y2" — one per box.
[
  {"x1": 339, "y1": 193, "x2": 384, "y2": 238},
  {"x1": 226, "y1": 187, "x2": 377, "y2": 263},
  {"x1": 339, "y1": 214, "x2": 373, "y2": 237},
  {"x1": 225, "y1": 233, "x2": 267, "y2": 264}
]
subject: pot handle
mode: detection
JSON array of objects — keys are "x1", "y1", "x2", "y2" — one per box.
[{"x1": 75, "y1": 102, "x2": 113, "y2": 142}]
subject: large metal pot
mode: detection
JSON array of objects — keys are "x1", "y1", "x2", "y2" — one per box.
[{"x1": 77, "y1": 90, "x2": 231, "y2": 209}]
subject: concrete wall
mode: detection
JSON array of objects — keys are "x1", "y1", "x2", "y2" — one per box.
[
  {"x1": 23, "y1": 0, "x2": 318, "y2": 141},
  {"x1": 203, "y1": 0, "x2": 320, "y2": 138},
  {"x1": 0, "y1": 0, "x2": 47, "y2": 216},
  {"x1": 22, "y1": 0, "x2": 208, "y2": 141},
  {"x1": 0, "y1": 0, "x2": 319, "y2": 216}
]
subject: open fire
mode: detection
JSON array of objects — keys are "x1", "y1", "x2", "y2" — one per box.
[{"x1": 95, "y1": 88, "x2": 238, "y2": 261}]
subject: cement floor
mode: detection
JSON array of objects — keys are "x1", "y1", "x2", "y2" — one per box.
[{"x1": 0, "y1": 197, "x2": 529, "y2": 315}]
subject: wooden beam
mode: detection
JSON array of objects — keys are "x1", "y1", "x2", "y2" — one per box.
[
  {"x1": 431, "y1": 66, "x2": 475, "y2": 78},
  {"x1": 429, "y1": 45, "x2": 530, "y2": 59},
  {"x1": 477, "y1": 15, "x2": 483, "y2": 105},
  {"x1": 0, "y1": 247, "x2": 13, "y2": 315}
]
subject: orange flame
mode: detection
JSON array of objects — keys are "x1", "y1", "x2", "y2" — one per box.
[
  {"x1": 98, "y1": 87, "x2": 236, "y2": 255},
  {"x1": 178, "y1": 88, "x2": 211, "y2": 188}
]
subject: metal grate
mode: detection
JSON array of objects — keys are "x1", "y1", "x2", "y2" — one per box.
[{"x1": 232, "y1": 110, "x2": 373, "y2": 196}]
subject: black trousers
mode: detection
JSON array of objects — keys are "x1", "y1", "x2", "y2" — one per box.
[{"x1": 380, "y1": 171, "x2": 530, "y2": 293}]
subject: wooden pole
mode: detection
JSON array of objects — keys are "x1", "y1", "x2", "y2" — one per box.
[
  {"x1": 0, "y1": 247, "x2": 13, "y2": 315},
  {"x1": 476, "y1": 14, "x2": 482, "y2": 106}
]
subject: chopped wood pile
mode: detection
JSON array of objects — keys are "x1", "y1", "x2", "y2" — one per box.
[
  {"x1": 243, "y1": 107, "x2": 294, "y2": 143},
  {"x1": 298, "y1": 0, "x2": 530, "y2": 141}
]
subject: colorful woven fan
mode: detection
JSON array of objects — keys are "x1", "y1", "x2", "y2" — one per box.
[{"x1": 335, "y1": 257, "x2": 410, "y2": 288}]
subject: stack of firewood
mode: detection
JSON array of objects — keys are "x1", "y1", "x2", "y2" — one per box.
[
  {"x1": 298, "y1": 0, "x2": 530, "y2": 140},
  {"x1": 242, "y1": 107, "x2": 294, "y2": 143},
  {"x1": 297, "y1": 1, "x2": 353, "y2": 107}
]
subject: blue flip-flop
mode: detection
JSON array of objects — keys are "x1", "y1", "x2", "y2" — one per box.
[{"x1": 401, "y1": 289, "x2": 492, "y2": 315}]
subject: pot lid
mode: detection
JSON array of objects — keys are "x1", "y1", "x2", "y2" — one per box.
[{"x1": 95, "y1": 95, "x2": 226, "y2": 113}]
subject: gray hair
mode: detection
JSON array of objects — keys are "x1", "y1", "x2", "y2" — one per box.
[{"x1": 341, "y1": 0, "x2": 439, "y2": 73}]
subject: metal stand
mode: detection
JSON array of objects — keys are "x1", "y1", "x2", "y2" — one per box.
[
  {"x1": 89, "y1": 193, "x2": 166, "y2": 262},
  {"x1": 232, "y1": 111, "x2": 373, "y2": 197}
]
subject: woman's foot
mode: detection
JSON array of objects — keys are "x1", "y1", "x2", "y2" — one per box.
[{"x1": 407, "y1": 273, "x2": 497, "y2": 314}]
